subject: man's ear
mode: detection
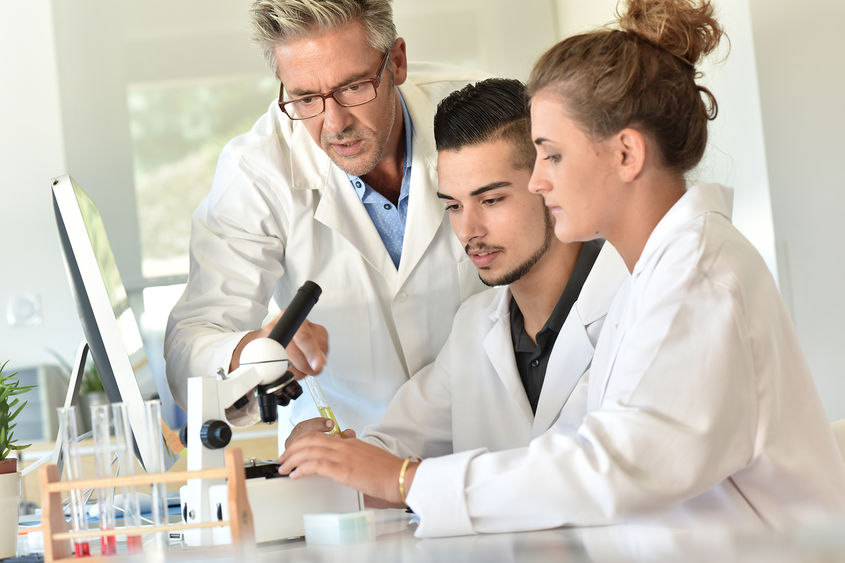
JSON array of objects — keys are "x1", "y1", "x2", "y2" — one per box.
[
  {"x1": 391, "y1": 37, "x2": 408, "y2": 86},
  {"x1": 614, "y1": 128, "x2": 646, "y2": 182}
]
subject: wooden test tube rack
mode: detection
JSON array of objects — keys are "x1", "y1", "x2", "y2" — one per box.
[{"x1": 38, "y1": 448, "x2": 255, "y2": 562}]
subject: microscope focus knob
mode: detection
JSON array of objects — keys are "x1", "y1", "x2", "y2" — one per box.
[{"x1": 200, "y1": 420, "x2": 232, "y2": 449}]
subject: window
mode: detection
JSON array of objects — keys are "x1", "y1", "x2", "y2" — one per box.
[{"x1": 128, "y1": 75, "x2": 277, "y2": 280}]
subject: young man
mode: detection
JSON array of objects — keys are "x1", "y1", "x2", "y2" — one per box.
[
  {"x1": 164, "y1": 0, "x2": 488, "y2": 430},
  {"x1": 277, "y1": 79, "x2": 627, "y2": 526}
]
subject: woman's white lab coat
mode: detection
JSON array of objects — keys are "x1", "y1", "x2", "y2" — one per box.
[
  {"x1": 362, "y1": 243, "x2": 627, "y2": 457},
  {"x1": 164, "y1": 63, "x2": 487, "y2": 431},
  {"x1": 406, "y1": 184, "x2": 845, "y2": 537},
  {"x1": 363, "y1": 242, "x2": 627, "y2": 457}
]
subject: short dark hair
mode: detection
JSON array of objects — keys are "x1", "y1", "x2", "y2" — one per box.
[{"x1": 434, "y1": 78, "x2": 535, "y2": 171}]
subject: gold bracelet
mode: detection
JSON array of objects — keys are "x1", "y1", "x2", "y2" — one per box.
[{"x1": 398, "y1": 455, "x2": 421, "y2": 504}]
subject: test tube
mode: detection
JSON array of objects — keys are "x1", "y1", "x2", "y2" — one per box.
[
  {"x1": 144, "y1": 400, "x2": 168, "y2": 551},
  {"x1": 91, "y1": 405, "x2": 117, "y2": 555},
  {"x1": 304, "y1": 376, "x2": 342, "y2": 436},
  {"x1": 112, "y1": 403, "x2": 143, "y2": 553},
  {"x1": 57, "y1": 406, "x2": 90, "y2": 558}
]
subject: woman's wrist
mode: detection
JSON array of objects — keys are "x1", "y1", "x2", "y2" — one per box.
[{"x1": 398, "y1": 456, "x2": 422, "y2": 505}]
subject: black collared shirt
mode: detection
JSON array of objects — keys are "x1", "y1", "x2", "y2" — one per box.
[{"x1": 509, "y1": 239, "x2": 603, "y2": 414}]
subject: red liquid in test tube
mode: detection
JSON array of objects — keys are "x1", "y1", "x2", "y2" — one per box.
[
  {"x1": 100, "y1": 535, "x2": 117, "y2": 555},
  {"x1": 127, "y1": 535, "x2": 144, "y2": 553},
  {"x1": 73, "y1": 541, "x2": 90, "y2": 558}
]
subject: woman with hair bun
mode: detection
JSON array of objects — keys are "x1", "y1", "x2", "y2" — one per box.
[{"x1": 523, "y1": 0, "x2": 845, "y2": 533}]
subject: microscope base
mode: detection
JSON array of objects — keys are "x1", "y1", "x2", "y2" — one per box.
[{"x1": 181, "y1": 473, "x2": 363, "y2": 545}]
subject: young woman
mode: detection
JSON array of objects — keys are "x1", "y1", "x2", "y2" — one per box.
[
  {"x1": 526, "y1": 0, "x2": 845, "y2": 531},
  {"x1": 278, "y1": 0, "x2": 845, "y2": 537}
]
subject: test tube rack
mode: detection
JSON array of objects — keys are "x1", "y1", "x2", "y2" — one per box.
[{"x1": 38, "y1": 447, "x2": 255, "y2": 562}]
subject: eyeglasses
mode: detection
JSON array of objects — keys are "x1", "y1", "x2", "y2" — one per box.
[{"x1": 278, "y1": 50, "x2": 391, "y2": 120}]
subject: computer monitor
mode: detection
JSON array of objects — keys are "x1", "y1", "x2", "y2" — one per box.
[{"x1": 51, "y1": 174, "x2": 173, "y2": 471}]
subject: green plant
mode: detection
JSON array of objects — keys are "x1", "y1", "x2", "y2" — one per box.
[
  {"x1": 0, "y1": 361, "x2": 37, "y2": 461},
  {"x1": 80, "y1": 362, "x2": 104, "y2": 394},
  {"x1": 47, "y1": 349, "x2": 104, "y2": 394}
]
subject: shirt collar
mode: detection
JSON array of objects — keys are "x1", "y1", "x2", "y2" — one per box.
[{"x1": 509, "y1": 239, "x2": 604, "y2": 349}]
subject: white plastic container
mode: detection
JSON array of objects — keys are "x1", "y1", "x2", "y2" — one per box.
[
  {"x1": 303, "y1": 510, "x2": 375, "y2": 545},
  {"x1": 0, "y1": 470, "x2": 20, "y2": 558}
]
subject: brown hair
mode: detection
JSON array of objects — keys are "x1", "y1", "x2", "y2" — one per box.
[{"x1": 527, "y1": 0, "x2": 724, "y2": 174}]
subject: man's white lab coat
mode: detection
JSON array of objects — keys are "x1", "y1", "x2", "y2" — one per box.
[
  {"x1": 164, "y1": 63, "x2": 487, "y2": 431},
  {"x1": 363, "y1": 242, "x2": 627, "y2": 457},
  {"x1": 407, "y1": 184, "x2": 845, "y2": 537}
]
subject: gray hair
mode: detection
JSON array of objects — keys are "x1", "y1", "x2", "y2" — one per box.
[{"x1": 250, "y1": 0, "x2": 397, "y2": 73}]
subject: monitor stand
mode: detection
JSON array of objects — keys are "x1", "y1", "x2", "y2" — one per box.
[
  {"x1": 63, "y1": 340, "x2": 90, "y2": 411},
  {"x1": 53, "y1": 339, "x2": 90, "y2": 476}
]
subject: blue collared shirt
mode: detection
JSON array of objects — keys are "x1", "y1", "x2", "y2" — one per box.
[{"x1": 346, "y1": 91, "x2": 414, "y2": 269}]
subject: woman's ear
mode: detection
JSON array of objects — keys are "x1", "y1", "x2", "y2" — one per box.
[{"x1": 614, "y1": 128, "x2": 646, "y2": 182}]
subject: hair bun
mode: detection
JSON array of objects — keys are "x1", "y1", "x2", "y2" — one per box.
[{"x1": 618, "y1": 0, "x2": 723, "y2": 67}]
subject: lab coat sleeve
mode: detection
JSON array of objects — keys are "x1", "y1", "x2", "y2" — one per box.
[
  {"x1": 164, "y1": 146, "x2": 289, "y2": 408},
  {"x1": 407, "y1": 257, "x2": 758, "y2": 537},
  {"x1": 361, "y1": 351, "x2": 455, "y2": 459}
]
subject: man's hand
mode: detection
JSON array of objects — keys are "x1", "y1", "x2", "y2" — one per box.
[
  {"x1": 284, "y1": 417, "x2": 355, "y2": 449},
  {"x1": 229, "y1": 311, "x2": 328, "y2": 378},
  {"x1": 277, "y1": 433, "x2": 419, "y2": 505}
]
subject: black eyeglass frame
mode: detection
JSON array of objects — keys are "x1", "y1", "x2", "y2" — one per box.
[{"x1": 278, "y1": 49, "x2": 391, "y2": 120}]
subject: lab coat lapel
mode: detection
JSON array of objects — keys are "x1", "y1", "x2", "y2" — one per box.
[
  {"x1": 289, "y1": 122, "x2": 398, "y2": 286},
  {"x1": 532, "y1": 316, "x2": 593, "y2": 436},
  {"x1": 396, "y1": 82, "x2": 444, "y2": 288},
  {"x1": 483, "y1": 290, "x2": 534, "y2": 424},
  {"x1": 532, "y1": 243, "x2": 629, "y2": 434},
  {"x1": 588, "y1": 269, "x2": 631, "y2": 411}
]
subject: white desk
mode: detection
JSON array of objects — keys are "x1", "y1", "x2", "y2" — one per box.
[
  {"x1": 23, "y1": 507, "x2": 845, "y2": 561},
  {"x1": 171, "y1": 509, "x2": 845, "y2": 563}
]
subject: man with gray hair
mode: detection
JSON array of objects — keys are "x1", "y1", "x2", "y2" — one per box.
[{"x1": 164, "y1": 0, "x2": 487, "y2": 432}]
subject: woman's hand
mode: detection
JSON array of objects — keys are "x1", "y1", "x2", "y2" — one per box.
[{"x1": 278, "y1": 433, "x2": 419, "y2": 504}]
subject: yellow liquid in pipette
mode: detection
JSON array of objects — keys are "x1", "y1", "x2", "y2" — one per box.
[{"x1": 319, "y1": 406, "x2": 343, "y2": 436}]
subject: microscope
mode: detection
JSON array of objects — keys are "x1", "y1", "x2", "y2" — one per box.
[{"x1": 179, "y1": 282, "x2": 362, "y2": 546}]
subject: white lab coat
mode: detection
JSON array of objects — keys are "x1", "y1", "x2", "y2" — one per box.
[
  {"x1": 164, "y1": 63, "x2": 488, "y2": 432},
  {"x1": 362, "y1": 242, "x2": 627, "y2": 457},
  {"x1": 407, "y1": 184, "x2": 845, "y2": 537}
]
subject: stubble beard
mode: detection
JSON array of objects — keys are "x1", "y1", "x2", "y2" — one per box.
[
  {"x1": 478, "y1": 207, "x2": 555, "y2": 287},
  {"x1": 321, "y1": 79, "x2": 397, "y2": 178}
]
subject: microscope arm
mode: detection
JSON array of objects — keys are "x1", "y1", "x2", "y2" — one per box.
[
  {"x1": 185, "y1": 281, "x2": 323, "y2": 449},
  {"x1": 217, "y1": 280, "x2": 323, "y2": 419}
]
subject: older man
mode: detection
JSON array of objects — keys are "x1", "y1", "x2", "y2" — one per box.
[{"x1": 165, "y1": 0, "x2": 487, "y2": 431}]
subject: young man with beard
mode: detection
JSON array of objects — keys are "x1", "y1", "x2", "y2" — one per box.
[{"x1": 278, "y1": 78, "x2": 626, "y2": 516}]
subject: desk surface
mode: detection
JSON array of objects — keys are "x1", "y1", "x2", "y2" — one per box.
[
  {"x1": 157, "y1": 509, "x2": 845, "y2": 563},
  {"x1": 18, "y1": 508, "x2": 845, "y2": 562}
]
